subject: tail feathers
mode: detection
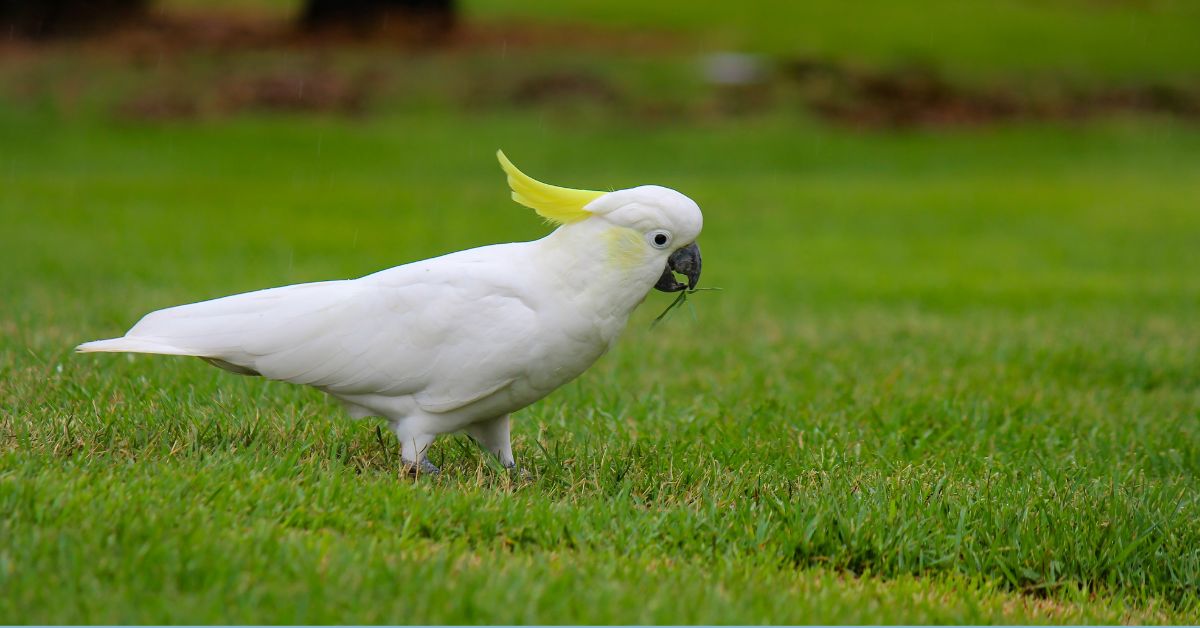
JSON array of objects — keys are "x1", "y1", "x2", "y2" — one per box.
[{"x1": 75, "y1": 336, "x2": 205, "y2": 357}]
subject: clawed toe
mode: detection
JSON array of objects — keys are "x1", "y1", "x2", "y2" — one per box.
[
  {"x1": 403, "y1": 458, "x2": 441, "y2": 476},
  {"x1": 503, "y1": 462, "x2": 532, "y2": 480}
]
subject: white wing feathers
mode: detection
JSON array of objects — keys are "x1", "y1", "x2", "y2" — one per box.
[{"x1": 78, "y1": 249, "x2": 544, "y2": 414}]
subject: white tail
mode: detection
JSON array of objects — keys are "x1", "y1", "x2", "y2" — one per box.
[
  {"x1": 75, "y1": 337, "x2": 200, "y2": 356},
  {"x1": 75, "y1": 279, "x2": 359, "y2": 379}
]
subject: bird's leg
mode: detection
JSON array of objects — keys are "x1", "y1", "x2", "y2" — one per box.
[
  {"x1": 394, "y1": 428, "x2": 438, "y2": 476},
  {"x1": 465, "y1": 414, "x2": 516, "y2": 470}
]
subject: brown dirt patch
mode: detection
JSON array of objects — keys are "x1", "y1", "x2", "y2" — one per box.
[
  {"x1": 784, "y1": 57, "x2": 1200, "y2": 128},
  {"x1": 508, "y1": 72, "x2": 622, "y2": 108},
  {"x1": 115, "y1": 63, "x2": 379, "y2": 120},
  {"x1": 3, "y1": 9, "x2": 1198, "y2": 128}
]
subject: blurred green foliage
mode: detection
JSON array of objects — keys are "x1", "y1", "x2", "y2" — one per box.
[{"x1": 161, "y1": 0, "x2": 1200, "y2": 81}]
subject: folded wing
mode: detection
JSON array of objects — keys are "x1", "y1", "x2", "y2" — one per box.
[{"x1": 78, "y1": 275, "x2": 542, "y2": 413}]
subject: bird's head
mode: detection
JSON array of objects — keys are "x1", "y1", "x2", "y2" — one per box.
[{"x1": 497, "y1": 150, "x2": 703, "y2": 293}]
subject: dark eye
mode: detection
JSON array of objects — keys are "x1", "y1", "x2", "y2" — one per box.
[{"x1": 648, "y1": 230, "x2": 672, "y2": 249}]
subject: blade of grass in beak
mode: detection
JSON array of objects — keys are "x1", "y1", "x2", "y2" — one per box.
[{"x1": 651, "y1": 287, "x2": 721, "y2": 328}]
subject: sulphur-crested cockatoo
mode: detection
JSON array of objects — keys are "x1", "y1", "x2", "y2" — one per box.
[{"x1": 78, "y1": 151, "x2": 703, "y2": 474}]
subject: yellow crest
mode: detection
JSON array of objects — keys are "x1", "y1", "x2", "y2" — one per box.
[{"x1": 497, "y1": 150, "x2": 604, "y2": 225}]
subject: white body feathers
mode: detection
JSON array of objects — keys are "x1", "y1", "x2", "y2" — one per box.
[{"x1": 79, "y1": 154, "x2": 703, "y2": 472}]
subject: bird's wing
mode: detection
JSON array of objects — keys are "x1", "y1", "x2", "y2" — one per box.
[{"x1": 105, "y1": 267, "x2": 543, "y2": 413}]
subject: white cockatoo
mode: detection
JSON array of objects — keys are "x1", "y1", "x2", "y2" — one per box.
[{"x1": 78, "y1": 151, "x2": 703, "y2": 474}]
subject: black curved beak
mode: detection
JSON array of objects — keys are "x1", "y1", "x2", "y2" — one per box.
[{"x1": 654, "y1": 242, "x2": 702, "y2": 293}]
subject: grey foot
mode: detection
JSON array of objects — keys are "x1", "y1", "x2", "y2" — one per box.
[
  {"x1": 503, "y1": 462, "x2": 532, "y2": 480},
  {"x1": 403, "y1": 458, "x2": 440, "y2": 476}
]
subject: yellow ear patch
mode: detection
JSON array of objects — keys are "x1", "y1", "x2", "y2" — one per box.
[
  {"x1": 497, "y1": 150, "x2": 604, "y2": 225},
  {"x1": 602, "y1": 226, "x2": 646, "y2": 270}
]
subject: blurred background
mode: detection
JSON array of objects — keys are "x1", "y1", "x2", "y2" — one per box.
[
  {"x1": 3, "y1": 2, "x2": 1200, "y2": 623},
  {"x1": 5, "y1": 0, "x2": 1200, "y2": 124},
  {"x1": 3, "y1": 0, "x2": 1199, "y2": 345},
  {"x1": 3, "y1": 0, "x2": 1198, "y2": 306}
]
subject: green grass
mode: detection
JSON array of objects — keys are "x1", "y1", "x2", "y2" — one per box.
[
  {"x1": 1, "y1": 105, "x2": 1199, "y2": 623},
  {"x1": 160, "y1": 0, "x2": 1200, "y2": 83},
  {"x1": 2, "y1": 4, "x2": 1200, "y2": 621},
  {"x1": 467, "y1": 0, "x2": 1200, "y2": 82}
]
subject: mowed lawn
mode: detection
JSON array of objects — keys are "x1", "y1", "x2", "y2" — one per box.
[{"x1": 1, "y1": 106, "x2": 1199, "y2": 623}]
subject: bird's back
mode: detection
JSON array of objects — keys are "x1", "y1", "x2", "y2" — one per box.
[{"x1": 77, "y1": 239, "x2": 606, "y2": 420}]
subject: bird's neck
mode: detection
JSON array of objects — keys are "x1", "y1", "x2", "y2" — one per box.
[{"x1": 533, "y1": 221, "x2": 664, "y2": 325}]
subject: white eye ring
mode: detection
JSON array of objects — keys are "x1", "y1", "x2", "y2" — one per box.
[{"x1": 648, "y1": 230, "x2": 672, "y2": 249}]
